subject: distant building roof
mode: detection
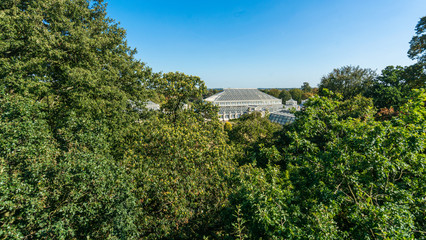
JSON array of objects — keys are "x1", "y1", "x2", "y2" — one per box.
[
  {"x1": 204, "y1": 88, "x2": 283, "y2": 121},
  {"x1": 205, "y1": 88, "x2": 280, "y2": 102},
  {"x1": 286, "y1": 98, "x2": 297, "y2": 105},
  {"x1": 145, "y1": 100, "x2": 160, "y2": 110}
]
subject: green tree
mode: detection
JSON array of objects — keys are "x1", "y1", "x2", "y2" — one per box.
[
  {"x1": 125, "y1": 115, "x2": 236, "y2": 239},
  {"x1": 0, "y1": 0, "x2": 150, "y2": 238},
  {"x1": 0, "y1": 0, "x2": 152, "y2": 161},
  {"x1": 228, "y1": 112, "x2": 282, "y2": 167},
  {"x1": 319, "y1": 66, "x2": 376, "y2": 99},
  {"x1": 278, "y1": 89, "x2": 292, "y2": 103},
  {"x1": 301, "y1": 82, "x2": 312, "y2": 92},
  {"x1": 365, "y1": 65, "x2": 426, "y2": 110},
  {"x1": 229, "y1": 92, "x2": 426, "y2": 239},
  {"x1": 365, "y1": 66, "x2": 407, "y2": 110},
  {"x1": 0, "y1": 95, "x2": 138, "y2": 239},
  {"x1": 266, "y1": 88, "x2": 281, "y2": 98},
  {"x1": 408, "y1": 16, "x2": 426, "y2": 62},
  {"x1": 289, "y1": 88, "x2": 303, "y2": 103},
  {"x1": 149, "y1": 71, "x2": 207, "y2": 122}
]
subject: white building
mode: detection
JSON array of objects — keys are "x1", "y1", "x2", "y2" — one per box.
[
  {"x1": 145, "y1": 100, "x2": 160, "y2": 111},
  {"x1": 284, "y1": 98, "x2": 300, "y2": 111},
  {"x1": 204, "y1": 88, "x2": 283, "y2": 121}
]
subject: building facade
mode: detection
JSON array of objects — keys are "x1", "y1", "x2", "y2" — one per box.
[{"x1": 204, "y1": 88, "x2": 283, "y2": 121}]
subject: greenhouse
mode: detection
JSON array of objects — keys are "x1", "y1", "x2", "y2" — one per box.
[
  {"x1": 204, "y1": 88, "x2": 283, "y2": 121},
  {"x1": 269, "y1": 110, "x2": 296, "y2": 125}
]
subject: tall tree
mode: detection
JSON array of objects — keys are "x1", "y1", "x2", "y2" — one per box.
[
  {"x1": 289, "y1": 88, "x2": 303, "y2": 103},
  {"x1": 318, "y1": 66, "x2": 376, "y2": 99},
  {"x1": 408, "y1": 16, "x2": 426, "y2": 63},
  {"x1": 125, "y1": 115, "x2": 236, "y2": 239},
  {"x1": 301, "y1": 82, "x2": 312, "y2": 92},
  {"x1": 365, "y1": 65, "x2": 426, "y2": 110},
  {"x1": 0, "y1": 0, "x2": 150, "y2": 143},
  {"x1": 149, "y1": 71, "x2": 207, "y2": 122},
  {"x1": 0, "y1": 0, "x2": 149, "y2": 238},
  {"x1": 279, "y1": 89, "x2": 292, "y2": 103}
]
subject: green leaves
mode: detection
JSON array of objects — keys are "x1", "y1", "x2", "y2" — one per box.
[
  {"x1": 408, "y1": 16, "x2": 426, "y2": 62},
  {"x1": 125, "y1": 116, "x2": 236, "y2": 239},
  {"x1": 0, "y1": 94, "x2": 139, "y2": 239},
  {"x1": 228, "y1": 92, "x2": 426, "y2": 239},
  {"x1": 319, "y1": 65, "x2": 377, "y2": 100},
  {"x1": 148, "y1": 71, "x2": 207, "y2": 122}
]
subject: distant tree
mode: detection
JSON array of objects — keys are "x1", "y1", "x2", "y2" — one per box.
[
  {"x1": 365, "y1": 65, "x2": 426, "y2": 110},
  {"x1": 408, "y1": 16, "x2": 426, "y2": 62},
  {"x1": 319, "y1": 66, "x2": 376, "y2": 99},
  {"x1": 365, "y1": 66, "x2": 406, "y2": 110},
  {"x1": 302, "y1": 92, "x2": 314, "y2": 101},
  {"x1": 403, "y1": 63, "x2": 426, "y2": 89},
  {"x1": 204, "y1": 88, "x2": 222, "y2": 98},
  {"x1": 289, "y1": 88, "x2": 303, "y2": 103},
  {"x1": 267, "y1": 88, "x2": 281, "y2": 98},
  {"x1": 301, "y1": 82, "x2": 312, "y2": 92},
  {"x1": 279, "y1": 90, "x2": 292, "y2": 103}
]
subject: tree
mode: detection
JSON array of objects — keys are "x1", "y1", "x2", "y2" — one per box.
[
  {"x1": 301, "y1": 82, "x2": 312, "y2": 92},
  {"x1": 149, "y1": 72, "x2": 207, "y2": 122},
  {"x1": 365, "y1": 66, "x2": 407, "y2": 110},
  {"x1": 226, "y1": 92, "x2": 426, "y2": 239},
  {"x1": 124, "y1": 116, "x2": 236, "y2": 239},
  {"x1": 266, "y1": 88, "x2": 281, "y2": 98},
  {"x1": 279, "y1": 89, "x2": 292, "y2": 103},
  {"x1": 289, "y1": 88, "x2": 303, "y2": 103},
  {"x1": 319, "y1": 66, "x2": 376, "y2": 99},
  {"x1": 0, "y1": 94, "x2": 139, "y2": 239},
  {"x1": 365, "y1": 65, "x2": 426, "y2": 110},
  {"x1": 408, "y1": 16, "x2": 426, "y2": 62},
  {"x1": 228, "y1": 112, "x2": 282, "y2": 167},
  {"x1": 302, "y1": 92, "x2": 314, "y2": 101},
  {"x1": 0, "y1": 0, "x2": 149, "y2": 237},
  {"x1": 0, "y1": 0, "x2": 152, "y2": 160}
]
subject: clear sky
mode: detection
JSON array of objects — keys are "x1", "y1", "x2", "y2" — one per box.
[{"x1": 106, "y1": 0, "x2": 426, "y2": 88}]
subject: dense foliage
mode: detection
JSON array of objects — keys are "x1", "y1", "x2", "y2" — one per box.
[
  {"x1": 319, "y1": 65, "x2": 376, "y2": 100},
  {"x1": 226, "y1": 91, "x2": 426, "y2": 239},
  {"x1": 408, "y1": 16, "x2": 426, "y2": 62},
  {"x1": 1, "y1": 1, "x2": 425, "y2": 239},
  {"x1": 365, "y1": 64, "x2": 426, "y2": 110}
]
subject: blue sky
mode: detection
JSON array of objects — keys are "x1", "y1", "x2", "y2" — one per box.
[{"x1": 106, "y1": 0, "x2": 426, "y2": 88}]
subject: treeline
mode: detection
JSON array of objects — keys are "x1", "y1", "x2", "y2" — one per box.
[
  {"x1": 1, "y1": 1, "x2": 425, "y2": 239},
  {"x1": 261, "y1": 83, "x2": 316, "y2": 104}
]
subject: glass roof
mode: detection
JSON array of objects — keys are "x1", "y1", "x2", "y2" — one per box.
[{"x1": 205, "y1": 89, "x2": 280, "y2": 102}]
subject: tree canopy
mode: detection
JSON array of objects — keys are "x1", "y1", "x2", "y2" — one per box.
[
  {"x1": 408, "y1": 16, "x2": 426, "y2": 62},
  {"x1": 0, "y1": 0, "x2": 150, "y2": 238},
  {"x1": 1, "y1": 2, "x2": 426, "y2": 239},
  {"x1": 319, "y1": 65, "x2": 376, "y2": 100}
]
